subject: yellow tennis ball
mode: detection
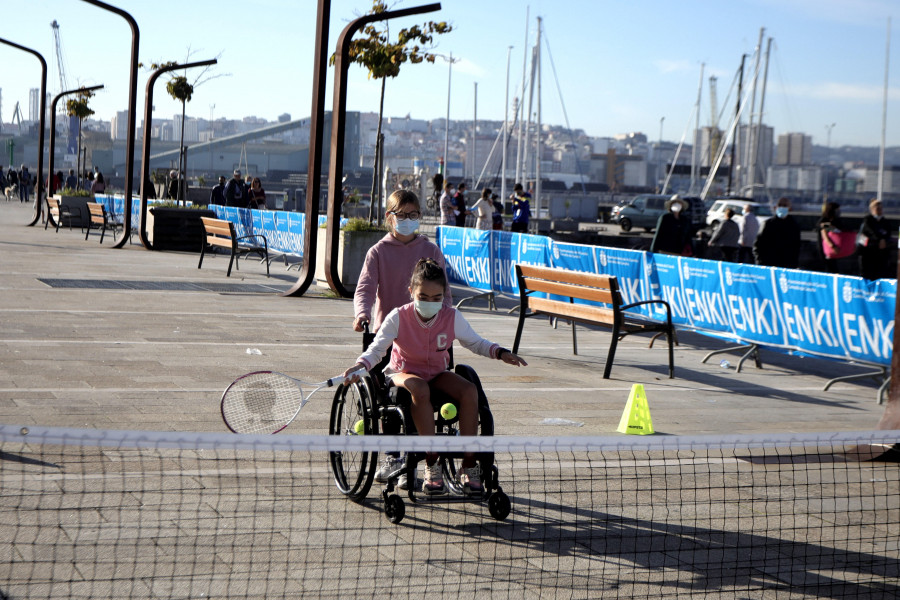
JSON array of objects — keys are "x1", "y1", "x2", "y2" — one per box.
[
  {"x1": 440, "y1": 403, "x2": 457, "y2": 420},
  {"x1": 353, "y1": 419, "x2": 365, "y2": 435}
]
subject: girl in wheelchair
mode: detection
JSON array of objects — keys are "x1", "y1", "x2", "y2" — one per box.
[
  {"x1": 352, "y1": 188, "x2": 452, "y2": 488},
  {"x1": 344, "y1": 258, "x2": 526, "y2": 496}
]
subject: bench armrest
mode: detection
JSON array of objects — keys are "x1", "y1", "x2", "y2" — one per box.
[
  {"x1": 620, "y1": 299, "x2": 673, "y2": 325},
  {"x1": 236, "y1": 233, "x2": 267, "y2": 247}
]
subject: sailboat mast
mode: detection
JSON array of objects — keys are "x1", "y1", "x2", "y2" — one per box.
[
  {"x1": 749, "y1": 36, "x2": 772, "y2": 199},
  {"x1": 728, "y1": 55, "x2": 746, "y2": 195},
  {"x1": 690, "y1": 63, "x2": 705, "y2": 194},
  {"x1": 744, "y1": 28, "x2": 764, "y2": 195},
  {"x1": 501, "y1": 46, "x2": 511, "y2": 206},
  {"x1": 878, "y1": 17, "x2": 891, "y2": 201},
  {"x1": 515, "y1": 6, "x2": 530, "y2": 188},
  {"x1": 535, "y1": 16, "x2": 542, "y2": 218}
]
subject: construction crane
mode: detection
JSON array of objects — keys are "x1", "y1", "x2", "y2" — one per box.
[{"x1": 50, "y1": 20, "x2": 68, "y2": 93}]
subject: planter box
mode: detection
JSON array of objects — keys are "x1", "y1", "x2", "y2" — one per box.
[
  {"x1": 315, "y1": 228, "x2": 385, "y2": 290},
  {"x1": 55, "y1": 195, "x2": 93, "y2": 228},
  {"x1": 147, "y1": 207, "x2": 217, "y2": 252}
]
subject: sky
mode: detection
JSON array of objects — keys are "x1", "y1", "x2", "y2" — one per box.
[{"x1": 2, "y1": 0, "x2": 898, "y2": 149}]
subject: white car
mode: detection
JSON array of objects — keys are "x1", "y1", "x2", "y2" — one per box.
[{"x1": 706, "y1": 200, "x2": 773, "y2": 229}]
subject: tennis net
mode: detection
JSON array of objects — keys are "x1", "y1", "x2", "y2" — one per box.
[{"x1": 1, "y1": 425, "x2": 898, "y2": 599}]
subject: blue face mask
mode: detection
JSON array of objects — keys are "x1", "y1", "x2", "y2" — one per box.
[
  {"x1": 394, "y1": 219, "x2": 419, "y2": 236},
  {"x1": 775, "y1": 207, "x2": 789, "y2": 219}
]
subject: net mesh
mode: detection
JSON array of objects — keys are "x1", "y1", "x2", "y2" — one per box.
[{"x1": 1, "y1": 425, "x2": 898, "y2": 599}]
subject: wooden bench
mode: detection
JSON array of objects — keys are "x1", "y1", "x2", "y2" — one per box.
[
  {"x1": 198, "y1": 217, "x2": 269, "y2": 278},
  {"x1": 512, "y1": 264, "x2": 675, "y2": 379},
  {"x1": 45, "y1": 197, "x2": 83, "y2": 233},
  {"x1": 85, "y1": 202, "x2": 122, "y2": 244}
]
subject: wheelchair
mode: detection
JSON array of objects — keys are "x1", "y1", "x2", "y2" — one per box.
[{"x1": 328, "y1": 326, "x2": 512, "y2": 524}]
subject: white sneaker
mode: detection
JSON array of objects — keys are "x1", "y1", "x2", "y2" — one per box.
[
  {"x1": 456, "y1": 465, "x2": 483, "y2": 495},
  {"x1": 423, "y1": 462, "x2": 446, "y2": 496},
  {"x1": 374, "y1": 455, "x2": 404, "y2": 483}
]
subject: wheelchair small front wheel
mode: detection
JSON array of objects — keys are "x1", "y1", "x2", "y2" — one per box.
[
  {"x1": 384, "y1": 494, "x2": 406, "y2": 524},
  {"x1": 488, "y1": 491, "x2": 511, "y2": 521}
]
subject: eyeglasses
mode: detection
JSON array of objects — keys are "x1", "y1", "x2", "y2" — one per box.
[{"x1": 390, "y1": 210, "x2": 420, "y2": 221}]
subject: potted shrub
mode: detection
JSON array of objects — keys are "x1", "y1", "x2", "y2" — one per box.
[
  {"x1": 315, "y1": 218, "x2": 386, "y2": 289},
  {"x1": 54, "y1": 187, "x2": 93, "y2": 228},
  {"x1": 147, "y1": 202, "x2": 216, "y2": 252}
]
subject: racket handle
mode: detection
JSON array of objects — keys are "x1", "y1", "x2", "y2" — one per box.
[{"x1": 329, "y1": 369, "x2": 366, "y2": 387}]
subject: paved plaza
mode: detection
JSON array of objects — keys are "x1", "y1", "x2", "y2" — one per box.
[
  {"x1": 1, "y1": 200, "x2": 897, "y2": 599},
  {"x1": 0, "y1": 201, "x2": 889, "y2": 435}
]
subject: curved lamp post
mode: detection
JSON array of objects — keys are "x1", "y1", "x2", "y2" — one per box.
[
  {"x1": 283, "y1": 1, "x2": 442, "y2": 298},
  {"x1": 78, "y1": 0, "x2": 139, "y2": 249},
  {"x1": 0, "y1": 38, "x2": 47, "y2": 227},
  {"x1": 47, "y1": 84, "x2": 105, "y2": 227},
  {"x1": 138, "y1": 59, "x2": 217, "y2": 249}
]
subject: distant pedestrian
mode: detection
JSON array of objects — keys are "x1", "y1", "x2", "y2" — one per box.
[
  {"x1": 225, "y1": 169, "x2": 245, "y2": 207},
  {"x1": 738, "y1": 204, "x2": 759, "y2": 263},
  {"x1": 708, "y1": 208, "x2": 740, "y2": 262},
  {"x1": 510, "y1": 183, "x2": 531, "y2": 233},
  {"x1": 650, "y1": 195, "x2": 691, "y2": 255},
  {"x1": 209, "y1": 175, "x2": 227, "y2": 206},
  {"x1": 167, "y1": 170, "x2": 180, "y2": 200},
  {"x1": 439, "y1": 181, "x2": 456, "y2": 226},
  {"x1": 491, "y1": 194, "x2": 504, "y2": 230},
  {"x1": 454, "y1": 182, "x2": 470, "y2": 227},
  {"x1": 90, "y1": 172, "x2": 106, "y2": 197},
  {"x1": 816, "y1": 202, "x2": 845, "y2": 273},
  {"x1": 18, "y1": 165, "x2": 31, "y2": 203},
  {"x1": 65, "y1": 169, "x2": 77, "y2": 190},
  {"x1": 754, "y1": 197, "x2": 801, "y2": 269},
  {"x1": 858, "y1": 198, "x2": 893, "y2": 280},
  {"x1": 248, "y1": 177, "x2": 267, "y2": 209},
  {"x1": 471, "y1": 188, "x2": 493, "y2": 230}
]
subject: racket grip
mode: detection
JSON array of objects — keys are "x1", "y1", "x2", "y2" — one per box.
[{"x1": 329, "y1": 369, "x2": 366, "y2": 387}]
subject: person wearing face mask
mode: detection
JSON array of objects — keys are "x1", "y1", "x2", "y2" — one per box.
[
  {"x1": 352, "y1": 190, "x2": 453, "y2": 489},
  {"x1": 650, "y1": 195, "x2": 692, "y2": 255},
  {"x1": 753, "y1": 197, "x2": 801, "y2": 268},
  {"x1": 344, "y1": 259, "x2": 526, "y2": 496},
  {"x1": 858, "y1": 198, "x2": 893, "y2": 280}
]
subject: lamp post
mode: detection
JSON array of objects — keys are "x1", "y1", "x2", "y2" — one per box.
[
  {"x1": 78, "y1": 0, "x2": 140, "y2": 250},
  {"x1": 657, "y1": 116, "x2": 665, "y2": 192},
  {"x1": 442, "y1": 52, "x2": 455, "y2": 178},
  {"x1": 0, "y1": 38, "x2": 47, "y2": 227},
  {"x1": 138, "y1": 59, "x2": 217, "y2": 248}
]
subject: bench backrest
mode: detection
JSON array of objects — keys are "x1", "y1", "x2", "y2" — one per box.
[
  {"x1": 87, "y1": 202, "x2": 105, "y2": 224},
  {"x1": 200, "y1": 217, "x2": 237, "y2": 250},
  {"x1": 515, "y1": 264, "x2": 623, "y2": 326},
  {"x1": 48, "y1": 197, "x2": 61, "y2": 218}
]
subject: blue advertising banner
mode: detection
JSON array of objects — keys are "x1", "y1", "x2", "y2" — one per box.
[
  {"x1": 595, "y1": 246, "x2": 652, "y2": 316},
  {"x1": 491, "y1": 231, "x2": 519, "y2": 295},
  {"x1": 833, "y1": 276, "x2": 895, "y2": 365},
  {"x1": 715, "y1": 262, "x2": 782, "y2": 345}
]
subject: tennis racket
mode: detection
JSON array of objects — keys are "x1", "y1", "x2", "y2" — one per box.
[{"x1": 221, "y1": 370, "x2": 360, "y2": 434}]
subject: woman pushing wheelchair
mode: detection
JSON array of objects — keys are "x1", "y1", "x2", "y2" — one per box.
[{"x1": 344, "y1": 258, "x2": 526, "y2": 496}]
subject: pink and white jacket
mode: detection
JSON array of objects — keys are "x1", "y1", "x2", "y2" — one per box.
[
  {"x1": 353, "y1": 233, "x2": 452, "y2": 331},
  {"x1": 357, "y1": 304, "x2": 501, "y2": 382}
]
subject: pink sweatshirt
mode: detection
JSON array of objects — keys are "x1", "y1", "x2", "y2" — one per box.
[
  {"x1": 357, "y1": 304, "x2": 501, "y2": 382},
  {"x1": 353, "y1": 233, "x2": 452, "y2": 331}
]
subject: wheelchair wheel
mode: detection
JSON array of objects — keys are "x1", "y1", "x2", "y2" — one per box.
[
  {"x1": 488, "y1": 491, "x2": 511, "y2": 521},
  {"x1": 329, "y1": 377, "x2": 377, "y2": 502},
  {"x1": 384, "y1": 494, "x2": 406, "y2": 524}
]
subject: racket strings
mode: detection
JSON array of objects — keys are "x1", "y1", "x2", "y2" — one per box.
[{"x1": 224, "y1": 374, "x2": 306, "y2": 434}]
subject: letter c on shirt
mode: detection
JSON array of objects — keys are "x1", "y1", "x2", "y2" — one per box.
[{"x1": 436, "y1": 334, "x2": 448, "y2": 349}]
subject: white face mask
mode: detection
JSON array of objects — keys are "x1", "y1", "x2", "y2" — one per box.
[
  {"x1": 394, "y1": 218, "x2": 419, "y2": 236},
  {"x1": 670, "y1": 204, "x2": 682, "y2": 214},
  {"x1": 414, "y1": 299, "x2": 443, "y2": 319}
]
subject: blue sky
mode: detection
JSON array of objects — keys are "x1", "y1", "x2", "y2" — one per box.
[{"x1": 3, "y1": 0, "x2": 897, "y2": 148}]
